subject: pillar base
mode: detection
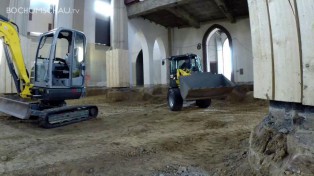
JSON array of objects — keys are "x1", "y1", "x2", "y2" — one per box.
[{"x1": 249, "y1": 101, "x2": 314, "y2": 175}]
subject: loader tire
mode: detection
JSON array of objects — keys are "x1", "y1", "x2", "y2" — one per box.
[
  {"x1": 196, "y1": 99, "x2": 211, "y2": 108},
  {"x1": 168, "y1": 88, "x2": 183, "y2": 111}
]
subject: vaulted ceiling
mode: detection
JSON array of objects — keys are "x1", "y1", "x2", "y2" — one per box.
[{"x1": 126, "y1": 0, "x2": 249, "y2": 28}]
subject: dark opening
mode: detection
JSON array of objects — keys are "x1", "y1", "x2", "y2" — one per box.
[
  {"x1": 210, "y1": 61, "x2": 218, "y2": 74},
  {"x1": 29, "y1": 9, "x2": 33, "y2": 21},
  {"x1": 136, "y1": 50, "x2": 144, "y2": 86},
  {"x1": 95, "y1": 18, "x2": 111, "y2": 46}
]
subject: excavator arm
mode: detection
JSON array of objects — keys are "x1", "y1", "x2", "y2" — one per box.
[{"x1": 0, "y1": 15, "x2": 32, "y2": 98}]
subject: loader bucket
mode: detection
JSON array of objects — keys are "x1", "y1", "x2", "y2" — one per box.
[{"x1": 179, "y1": 72, "x2": 234, "y2": 100}]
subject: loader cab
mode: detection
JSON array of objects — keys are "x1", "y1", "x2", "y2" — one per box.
[
  {"x1": 168, "y1": 54, "x2": 203, "y2": 88},
  {"x1": 34, "y1": 28, "x2": 86, "y2": 101}
]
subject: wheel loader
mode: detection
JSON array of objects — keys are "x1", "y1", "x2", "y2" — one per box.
[
  {"x1": 165, "y1": 54, "x2": 234, "y2": 111},
  {"x1": 0, "y1": 15, "x2": 98, "y2": 128}
]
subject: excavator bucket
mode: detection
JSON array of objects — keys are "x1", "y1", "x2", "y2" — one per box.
[{"x1": 179, "y1": 72, "x2": 234, "y2": 100}]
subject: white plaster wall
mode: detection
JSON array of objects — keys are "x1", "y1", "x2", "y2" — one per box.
[
  {"x1": 56, "y1": 0, "x2": 74, "y2": 29},
  {"x1": 128, "y1": 18, "x2": 169, "y2": 86},
  {"x1": 83, "y1": 0, "x2": 96, "y2": 44},
  {"x1": 173, "y1": 18, "x2": 253, "y2": 83},
  {"x1": 28, "y1": 13, "x2": 53, "y2": 33},
  {"x1": 28, "y1": 0, "x2": 53, "y2": 33},
  {"x1": 111, "y1": 0, "x2": 128, "y2": 49},
  {"x1": 9, "y1": 0, "x2": 30, "y2": 36},
  {"x1": 153, "y1": 42, "x2": 161, "y2": 84},
  {"x1": 82, "y1": 0, "x2": 108, "y2": 87},
  {"x1": 86, "y1": 44, "x2": 109, "y2": 87},
  {"x1": 0, "y1": 0, "x2": 10, "y2": 17}
]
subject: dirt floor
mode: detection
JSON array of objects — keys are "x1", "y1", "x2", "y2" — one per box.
[{"x1": 0, "y1": 89, "x2": 268, "y2": 176}]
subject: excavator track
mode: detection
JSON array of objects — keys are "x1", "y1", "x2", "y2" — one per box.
[{"x1": 38, "y1": 105, "x2": 98, "y2": 128}]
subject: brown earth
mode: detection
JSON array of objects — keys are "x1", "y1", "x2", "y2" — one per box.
[{"x1": 0, "y1": 88, "x2": 268, "y2": 176}]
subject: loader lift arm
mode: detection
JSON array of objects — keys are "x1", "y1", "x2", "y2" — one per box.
[{"x1": 0, "y1": 14, "x2": 32, "y2": 98}]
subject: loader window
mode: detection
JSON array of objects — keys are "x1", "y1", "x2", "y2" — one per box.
[
  {"x1": 195, "y1": 56, "x2": 203, "y2": 72},
  {"x1": 190, "y1": 56, "x2": 203, "y2": 72},
  {"x1": 179, "y1": 59, "x2": 190, "y2": 70},
  {"x1": 170, "y1": 60, "x2": 177, "y2": 75}
]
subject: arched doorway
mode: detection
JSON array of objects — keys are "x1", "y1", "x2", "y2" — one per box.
[
  {"x1": 130, "y1": 31, "x2": 150, "y2": 86},
  {"x1": 202, "y1": 24, "x2": 233, "y2": 81},
  {"x1": 136, "y1": 50, "x2": 144, "y2": 86}
]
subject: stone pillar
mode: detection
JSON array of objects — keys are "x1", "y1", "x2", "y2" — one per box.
[
  {"x1": 72, "y1": 0, "x2": 85, "y2": 31},
  {"x1": 111, "y1": 0, "x2": 128, "y2": 50},
  {"x1": 0, "y1": 0, "x2": 10, "y2": 17},
  {"x1": 249, "y1": 101, "x2": 314, "y2": 175},
  {"x1": 8, "y1": 0, "x2": 30, "y2": 36},
  {"x1": 106, "y1": 0, "x2": 130, "y2": 88},
  {"x1": 56, "y1": 0, "x2": 74, "y2": 29}
]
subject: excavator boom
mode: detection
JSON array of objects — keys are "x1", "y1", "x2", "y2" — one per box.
[{"x1": 0, "y1": 14, "x2": 32, "y2": 98}]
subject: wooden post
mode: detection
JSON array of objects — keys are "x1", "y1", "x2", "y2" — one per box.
[{"x1": 106, "y1": 49, "x2": 130, "y2": 87}]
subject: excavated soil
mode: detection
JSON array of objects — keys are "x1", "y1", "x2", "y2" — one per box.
[{"x1": 0, "y1": 88, "x2": 268, "y2": 175}]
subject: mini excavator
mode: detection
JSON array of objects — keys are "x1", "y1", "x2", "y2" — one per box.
[{"x1": 0, "y1": 15, "x2": 98, "y2": 128}]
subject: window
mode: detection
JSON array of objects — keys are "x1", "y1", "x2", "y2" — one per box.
[
  {"x1": 55, "y1": 31, "x2": 72, "y2": 59},
  {"x1": 37, "y1": 34, "x2": 53, "y2": 59},
  {"x1": 36, "y1": 34, "x2": 53, "y2": 82},
  {"x1": 95, "y1": 18, "x2": 110, "y2": 45},
  {"x1": 29, "y1": 9, "x2": 33, "y2": 21},
  {"x1": 72, "y1": 33, "x2": 85, "y2": 79}
]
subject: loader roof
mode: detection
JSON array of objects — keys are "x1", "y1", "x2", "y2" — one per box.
[{"x1": 167, "y1": 53, "x2": 198, "y2": 61}]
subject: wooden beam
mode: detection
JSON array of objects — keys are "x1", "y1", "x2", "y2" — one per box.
[
  {"x1": 127, "y1": 0, "x2": 194, "y2": 18},
  {"x1": 166, "y1": 8, "x2": 200, "y2": 28},
  {"x1": 213, "y1": 0, "x2": 235, "y2": 23}
]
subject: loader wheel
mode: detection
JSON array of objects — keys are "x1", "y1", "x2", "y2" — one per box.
[
  {"x1": 168, "y1": 88, "x2": 183, "y2": 111},
  {"x1": 196, "y1": 99, "x2": 211, "y2": 108}
]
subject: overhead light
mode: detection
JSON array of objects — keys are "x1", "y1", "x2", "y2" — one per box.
[
  {"x1": 94, "y1": 0, "x2": 112, "y2": 17},
  {"x1": 30, "y1": 32, "x2": 43, "y2": 37}
]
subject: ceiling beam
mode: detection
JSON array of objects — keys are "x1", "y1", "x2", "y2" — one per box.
[
  {"x1": 127, "y1": 0, "x2": 194, "y2": 18},
  {"x1": 213, "y1": 0, "x2": 235, "y2": 23},
  {"x1": 166, "y1": 8, "x2": 200, "y2": 28}
]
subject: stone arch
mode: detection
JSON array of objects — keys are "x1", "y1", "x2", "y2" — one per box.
[
  {"x1": 202, "y1": 24, "x2": 234, "y2": 81},
  {"x1": 130, "y1": 30, "x2": 150, "y2": 86}
]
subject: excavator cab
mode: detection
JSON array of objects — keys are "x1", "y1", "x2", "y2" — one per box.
[{"x1": 33, "y1": 28, "x2": 86, "y2": 101}]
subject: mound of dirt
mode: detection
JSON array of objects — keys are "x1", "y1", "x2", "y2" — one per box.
[{"x1": 83, "y1": 86, "x2": 167, "y2": 104}]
